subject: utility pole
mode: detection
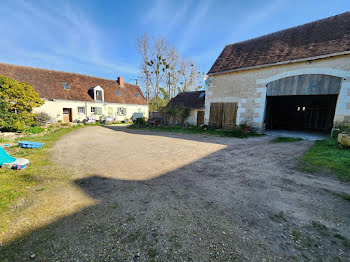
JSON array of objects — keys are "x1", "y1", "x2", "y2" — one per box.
[
  {"x1": 129, "y1": 78, "x2": 138, "y2": 85},
  {"x1": 167, "y1": 72, "x2": 171, "y2": 99}
]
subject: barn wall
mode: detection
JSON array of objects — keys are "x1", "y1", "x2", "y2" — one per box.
[{"x1": 205, "y1": 54, "x2": 350, "y2": 132}]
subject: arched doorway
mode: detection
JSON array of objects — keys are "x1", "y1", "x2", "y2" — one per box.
[{"x1": 264, "y1": 74, "x2": 341, "y2": 133}]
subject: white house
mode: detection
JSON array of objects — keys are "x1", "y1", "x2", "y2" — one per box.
[{"x1": 0, "y1": 63, "x2": 148, "y2": 123}]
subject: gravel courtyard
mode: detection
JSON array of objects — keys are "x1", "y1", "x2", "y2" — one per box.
[{"x1": 1, "y1": 126, "x2": 349, "y2": 261}]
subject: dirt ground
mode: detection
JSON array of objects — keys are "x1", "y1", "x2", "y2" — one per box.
[{"x1": 1, "y1": 126, "x2": 349, "y2": 261}]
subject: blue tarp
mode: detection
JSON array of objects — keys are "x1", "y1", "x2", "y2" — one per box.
[{"x1": 0, "y1": 146, "x2": 16, "y2": 166}]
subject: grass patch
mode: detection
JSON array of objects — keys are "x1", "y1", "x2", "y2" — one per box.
[
  {"x1": 128, "y1": 125, "x2": 263, "y2": 138},
  {"x1": 0, "y1": 125, "x2": 83, "y2": 213},
  {"x1": 301, "y1": 139, "x2": 350, "y2": 181},
  {"x1": 26, "y1": 126, "x2": 45, "y2": 134},
  {"x1": 270, "y1": 137, "x2": 303, "y2": 143},
  {"x1": 0, "y1": 137, "x2": 10, "y2": 143},
  {"x1": 333, "y1": 192, "x2": 350, "y2": 201}
]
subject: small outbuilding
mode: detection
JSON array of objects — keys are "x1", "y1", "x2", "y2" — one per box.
[{"x1": 167, "y1": 91, "x2": 205, "y2": 126}]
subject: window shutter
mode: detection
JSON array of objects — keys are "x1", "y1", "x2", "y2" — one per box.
[
  {"x1": 117, "y1": 107, "x2": 121, "y2": 115},
  {"x1": 96, "y1": 107, "x2": 102, "y2": 115},
  {"x1": 124, "y1": 107, "x2": 127, "y2": 116}
]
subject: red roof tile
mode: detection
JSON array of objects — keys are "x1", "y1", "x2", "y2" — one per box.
[
  {"x1": 208, "y1": 12, "x2": 350, "y2": 75},
  {"x1": 167, "y1": 91, "x2": 205, "y2": 109},
  {"x1": 0, "y1": 63, "x2": 147, "y2": 105}
]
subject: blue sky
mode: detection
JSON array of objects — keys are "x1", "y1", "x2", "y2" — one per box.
[{"x1": 0, "y1": 0, "x2": 349, "y2": 87}]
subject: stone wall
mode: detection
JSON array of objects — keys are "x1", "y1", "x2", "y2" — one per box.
[{"x1": 205, "y1": 54, "x2": 350, "y2": 132}]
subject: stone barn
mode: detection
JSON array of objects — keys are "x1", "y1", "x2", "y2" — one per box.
[{"x1": 206, "y1": 12, "x2": 350, "y2": 134}]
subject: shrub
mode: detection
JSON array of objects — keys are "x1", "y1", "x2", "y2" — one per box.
[
  {"x1": 161, "y1": 105, "x2": 190, "y2": 125},
  {"x1": 0, "y1": 75, "x2": 44, "y2": 132},
  {"x1": 135, "y1": 117, "x2": 145, "y2": 126},
  {"x1": 35, "y1": 112, "x2": 51, "y2": 126},
  {"x1": 26, "y1": 126, "x2": 45, "y2": 134}
]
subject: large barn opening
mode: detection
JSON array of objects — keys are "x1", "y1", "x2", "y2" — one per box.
[
  {"x1": 264, "y1": 74, "x2": 341, "y2": 134},
  {"x1": 265, "y1": 95, "x2": 338, "y2": 132}
]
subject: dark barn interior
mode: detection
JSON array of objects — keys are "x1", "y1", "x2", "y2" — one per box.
[{"x1": 265, "y1": 95, "x2": 338, "y2": 132}]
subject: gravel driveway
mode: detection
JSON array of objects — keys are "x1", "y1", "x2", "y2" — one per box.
[{"x1": 1, "y1": 126, "x2": 349, "y2": 261}]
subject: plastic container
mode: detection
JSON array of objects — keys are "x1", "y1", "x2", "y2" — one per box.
[{"x1": 18, "y1": 141, "x2": 44, "y2": 149}]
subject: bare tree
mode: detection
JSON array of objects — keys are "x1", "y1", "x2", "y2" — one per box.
[
  {"x1": 178, "y1": 58, "x2": 201, "y2": 93},
  {"x1": 137, "y1": 34, "x2": 151, "y2": 103},
  {"x1": 167, "y1": 46, "x2": 180, "y2": 99},
  {"x1": 148, "y1": 36, "x2": 169, "y2": 104},
  {"x1": 137, "y1": 34, "x2": 203, "y2": 110}
]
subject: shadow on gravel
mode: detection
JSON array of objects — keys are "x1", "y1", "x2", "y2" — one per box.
[
  {"x1": 1, "y1": 134, "x2": 349, "y2": 261},
  {"x1": 103, "y1": 125, "x2": 266, "y2": 145}
]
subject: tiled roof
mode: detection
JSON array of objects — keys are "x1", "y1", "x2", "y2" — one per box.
[
  {"x1": 208, "y1": 12, "x2": 350, "y2": 75},
  {"x1": 167, "y1": 91, "x2": 205, "y2": 109},
  {"x1": 0, "y1": 62, "x2": 147, "y2": 105}
]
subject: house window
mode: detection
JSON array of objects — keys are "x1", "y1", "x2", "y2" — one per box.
[
  {"x1": 78, "y1": 107, "x2": 85, "y2": 114},
  {"x1": 95, "y1": 90, "x2": 103, "y2": 101},
  {"x1": 108, "y1": 107, "x2": 113, "y2": 116},
  {"x1": 116, "y1": 91, "x2": 120, "y2": 95},
  {"x1": 91, "y1": 107, "x2": 102, "y2": 115},
  {"x1": 118, "y1": 107, "x2": 127, "y2": 116},
  {"x1": 135, "y1": 93, "x2": 138, "y2": 97}
]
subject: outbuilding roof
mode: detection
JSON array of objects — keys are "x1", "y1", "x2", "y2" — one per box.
[
  {"x1": 167, "y1": 91, "x2": 205, "y2": 109},
  {"x1": 208, "y1": 12, "x2": 350, "y2": 75},
  {"x1": 0, "y1": 62, "x2": 147, "y2": 105}
]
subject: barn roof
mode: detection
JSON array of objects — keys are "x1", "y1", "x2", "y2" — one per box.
[
  {"x1": 167, "y1": 91, "x2": 205, "y2": 109},
  {"x1": 0, "y1": 62, "x2": 147, "y2": 105},
  {"x1": 208, "y1": 12, "x2": 350, "y2": 75}
]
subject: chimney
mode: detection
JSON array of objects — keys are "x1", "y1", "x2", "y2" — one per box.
[{"x1": 117, "y1": 77, "x2": 124, "y2": 87}]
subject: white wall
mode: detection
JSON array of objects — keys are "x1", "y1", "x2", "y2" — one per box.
[
  {"x1": 184, "y1": 109, "x2": 205, "y2": 126},
  {"x1": 33, "y1": 99, "x2": 149, "y2": 123},
  {"x1": 186, "y1": 110, "x2": 198, "y2": 126}
]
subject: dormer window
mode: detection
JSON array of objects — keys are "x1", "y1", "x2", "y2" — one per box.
[
  {"x1": 89, "y1": 85, "x2": 104, "y2": 102},
  {"x1": 96, "y1": 90, "x2": 103, "y2": 101}
]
